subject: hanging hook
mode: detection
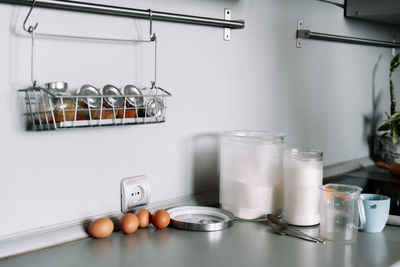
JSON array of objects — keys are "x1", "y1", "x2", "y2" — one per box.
[
  {"x1": 148, "y1": 9, "x2": 156, "y2": 41},
  {"x1": 23, "y1": 0, "x2": 39, "y2": 33}
]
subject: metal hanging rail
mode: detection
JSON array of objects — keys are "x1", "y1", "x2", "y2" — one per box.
[
  {"x1": 0, "y1": 0, "x2": 245, "y2": 29},
  {"x1": 296, "y1": 20, "x2": 400, "y2": 49}
]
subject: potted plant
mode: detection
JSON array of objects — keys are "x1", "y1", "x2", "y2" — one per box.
[{"x1": 378, "y1": 53, "x2": 400, "y2": 163}]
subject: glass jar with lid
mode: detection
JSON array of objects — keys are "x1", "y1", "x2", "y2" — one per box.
[
  {"x1": 219, "y1": 131, "x2": 286, "y2": 219},
  {"x1": 53, "y1": 91, "x2": 75, "y2": 122},
  {"x1": 101, "y1": 85, "x2": 124, "y2": 119},
  {"x1": 282, "y1": 148, "x2": 323, "y2": 226},
  {"x1": 38, "y1": 82, "x2": 71, "y2": 123},
  {"x1": 122, "y1": 84, "x2": 143, "y2": 118},
  {"x1": 140, "y1": 86, "x2": 164, "y2": 118},
  {"x1": 76, "y1": 84, "x2": 102, "y2": 120}
]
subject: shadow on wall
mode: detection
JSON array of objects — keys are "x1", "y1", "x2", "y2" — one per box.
[
  {"x1": 190, "y1": 133, "x2": 220, "y2": 197},
  {"x1": 363, "y1": 54, "x2": 384, "y2": 161}
]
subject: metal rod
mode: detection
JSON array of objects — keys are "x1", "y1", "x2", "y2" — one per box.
[
  {"x1": 0, "y1": 0, "x2": 245, "y2": 29},
  {"x1": 34, "y1": 32, "x2": 154, "y2": 43},
  {"x1": 297, "y1": 29, "x2": 400, "y2": 48}
]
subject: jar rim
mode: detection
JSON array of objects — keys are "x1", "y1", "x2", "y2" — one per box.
[
  {"x1": 321, "y1": 183, "x2": 363, "y2": 195},
  {"x1": 284, "y1": 148, "x2": 323, "y2": 161},
  {"x1": 222, "y1": 130, "x2": 285, "y2": 143}
]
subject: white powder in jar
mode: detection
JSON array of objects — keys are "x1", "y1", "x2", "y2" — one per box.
[
  {"x1": 219, "y1": 131, "x2": 285, "y2": 219},
  {"x1": 282, "y1": 151, "x2": 323, "y2": 226},
  {"x1": 220, "y1": 179, "x2": 283, "y2": 219}
]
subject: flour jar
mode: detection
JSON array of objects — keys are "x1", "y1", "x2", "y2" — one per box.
[
  {"x1": 219, "y1": 131, "x2": 286, "y2": 219},
  {"x1": 282, "y1": 148, "x2": 323, "y2": 226}
]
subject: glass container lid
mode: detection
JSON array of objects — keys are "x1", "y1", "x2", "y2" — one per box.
[{"x1": 166, "y1": 206, "x2": 234, "y2": 232}]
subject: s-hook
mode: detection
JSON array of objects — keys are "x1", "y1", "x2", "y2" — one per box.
[
  {"x1": 23, "y1": 0, "x2": 39, "y2": 87},
  {"x1": 148, "y1": 9, "x2": 156, "y2": 41},
  {"x1": 23, "y1": 0, "x2": 38, "y2": 33}
]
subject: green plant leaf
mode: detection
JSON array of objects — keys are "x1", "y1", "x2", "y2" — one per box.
[
  {"x1": 387, "y1": 112, "x2": 400, "y2": 123},
  {"x1": 378, "y1": 123, "x2": 390, "y2": 131},
  {"x1": 378, "y1": 112, "x2": 400, "y2": 132},
  {"x1": 391, "y1": 53, "x2": 400, "y2": 72}
]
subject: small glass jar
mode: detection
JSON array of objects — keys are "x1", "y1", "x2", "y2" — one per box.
[
  {"x1": 140, "y1": 87, "x2": 164, "y2": 117},
  {"x1": 76, "y1": 84, "x2": 101, "y2": 120},
  {"x1": 38, "y1": 82, "x2": 69, "y2": 123},
  {"x1": 122, "y1": 84, "x2": 143, "y2": 118},
  {"x1": 101, "y1": 84, "x2": 124, "y2": 119},
  {"x1": 53, "y1": 92, "x2": 75, "y2": 122},
  {"x1": 282, "y1": 148, "x2": 323, "y2": 226}
]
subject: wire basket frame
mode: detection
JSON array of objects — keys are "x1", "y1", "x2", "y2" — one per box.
[{"x1": 20, "y1": 87, "x2": 171, "y2": 131}]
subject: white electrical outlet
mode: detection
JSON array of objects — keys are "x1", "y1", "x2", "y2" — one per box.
[{"x1": 121, "y1": 175, "x2": 150, "y2": 213}]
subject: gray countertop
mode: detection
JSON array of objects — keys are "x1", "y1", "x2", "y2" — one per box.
[
  {"x1": 1, "y1": 220, "x2": 399, "y2": 267},
  {"x1": 1, "y1": 166, "x2": 400, "y2": 267}
]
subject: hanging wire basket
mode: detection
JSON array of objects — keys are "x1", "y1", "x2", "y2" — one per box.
[
  {"x1": 19, "y1": 3, "x2": 171, "y2": 131},
  {"x1": 19, "y1": 86, "x2": 171, "y2": 131}
]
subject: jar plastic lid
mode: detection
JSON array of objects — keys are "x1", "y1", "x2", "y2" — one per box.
[
  {"x1": 222, "y1": 130, "x2": 285, "y2": 144},
  {"x1": 284, "y1": 148, "x2": 323, "y2": 161}
]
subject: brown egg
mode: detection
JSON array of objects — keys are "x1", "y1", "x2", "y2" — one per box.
[
  {"x1": 119, "y1": 213, "x2": 139, "y2": 234},
  {"x1": 88, "y1": 217, "x2": 114, "y2": 239},
  {"x1": 135, "y1": 208, "x2": 151, "y2": 228},
  {"x1": 151, "y1": 210, "x2": 170, "y2": 229}
]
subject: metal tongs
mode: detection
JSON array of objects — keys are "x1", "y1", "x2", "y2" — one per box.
[{"x1": 266, "y1": 214, "x2": 326, "y2": 244}]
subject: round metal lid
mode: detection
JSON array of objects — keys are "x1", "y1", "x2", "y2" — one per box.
[
  {"x1": 123, "y1": 85, "x2": 143, "y2": 107},
  {"x1": 167, "y1": 206, "x2": 234, "y2": 232},
  {"x1": 77, "y1": 84, "x2": 101, "y2": 108},
  {"x1": 44, "y1": 81, "x2": 68, "y2": 92},
  {"x1": 101, "y1": 84, "x2": 124, "y2": 108},
  {"x1": 146, "y1": 97, "x2": 164, "y2": 117}
]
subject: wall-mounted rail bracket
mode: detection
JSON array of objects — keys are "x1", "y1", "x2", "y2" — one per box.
[
  {"x1": 296, "y1": 20, "x2": 304, "y2": 48},
  {"x1": 224, "y1": 9, "x2": 231, "y2": 41}
]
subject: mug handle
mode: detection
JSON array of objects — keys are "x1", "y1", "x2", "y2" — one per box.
[{"x1": 357, "y1": 197, "x2": 366, "y2": 229}]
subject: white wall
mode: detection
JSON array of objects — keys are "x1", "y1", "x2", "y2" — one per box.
[{"x1": 0, "y1": 0, "x2": 399, "y2": 238}]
